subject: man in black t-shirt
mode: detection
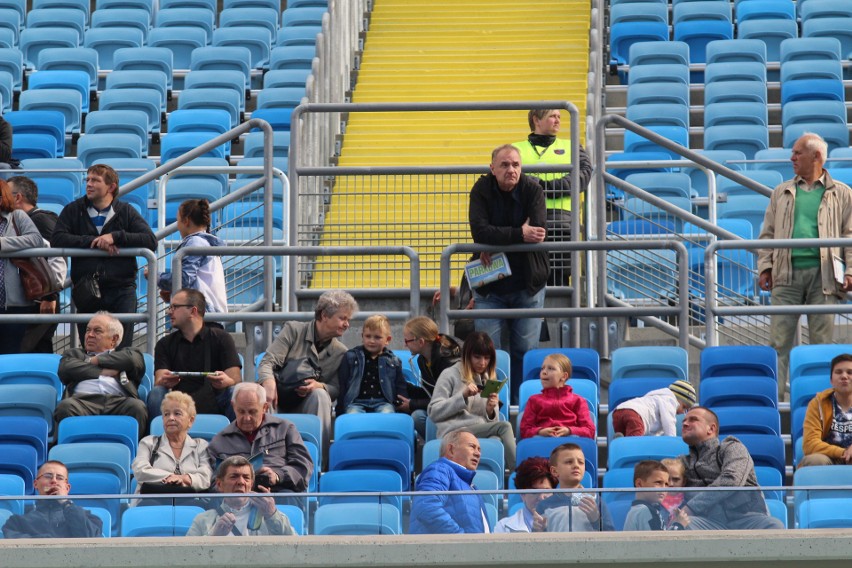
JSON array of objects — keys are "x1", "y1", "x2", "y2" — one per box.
[{"x1": 150, "y1": 288, "x2": 242, "y2": 419}]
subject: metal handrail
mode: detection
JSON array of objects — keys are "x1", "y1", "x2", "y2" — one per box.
[{"x1": 438, "y1": 240, "x2": 690, "y2": 350}]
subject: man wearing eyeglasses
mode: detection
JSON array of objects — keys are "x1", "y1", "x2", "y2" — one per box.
[
  {"x1": 149, "y1": 288, "x2": 242, "y2": 420},
  {"x1": 2, "y1": 461, "x2": 103, "y2": 538},
  {"x1": 54, "y1": 311, "x2": 148, "y2": 437}
]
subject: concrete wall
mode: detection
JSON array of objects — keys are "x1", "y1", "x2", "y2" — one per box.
[{"x1": 3, "y1": 531, "x2": 852, "y2": 568}]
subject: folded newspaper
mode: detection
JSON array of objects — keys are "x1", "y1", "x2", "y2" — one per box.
[{"x1": 465, "y1": 253, "x2": 512, "y2": 288}]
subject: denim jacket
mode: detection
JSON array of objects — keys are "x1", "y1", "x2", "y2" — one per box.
[{"x1": 337, "y1": 346, "x2": 408, "y2": 413}]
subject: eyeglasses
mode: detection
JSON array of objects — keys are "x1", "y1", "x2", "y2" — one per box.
[
  {"x1": 403, "y1": 337, "x2": 419, "y2": 345},
  {"x1": 168, "y1": 304, "x2": 194, "y2": 312},
  {"x1": 36, "y1": 473, "x2": 67, "y2": 482}
]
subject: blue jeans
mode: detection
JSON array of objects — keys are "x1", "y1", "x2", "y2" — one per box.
[
  {"x1": 147, "y1": 386, "x2": 236, "y2": 421},
  {"x1": 345, "y1": 398, "x2": 396, "y2": 414},
  {"x1": 411, "y1": 408, "x2": 427, "y2": 440},
  {"x1": 472, "y1": 287, "x2": 545, "y2": 404}
]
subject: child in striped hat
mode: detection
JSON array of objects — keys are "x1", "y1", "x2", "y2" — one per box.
[{"x1": 611, "y1": 380, "x2": 697, "y2": 437}]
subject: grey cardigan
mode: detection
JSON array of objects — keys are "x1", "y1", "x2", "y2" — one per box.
[
  {"x1": 0, "y1": 208, "x2": 44, "y2": 308},
  {"x1": 428, "y1": 361, "x2": 497, "y2": 438}
]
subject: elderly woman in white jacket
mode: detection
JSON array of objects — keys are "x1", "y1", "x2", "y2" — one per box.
[
  {"x1": 495, "y1": 457, "x2": 557, "y2": 533},
  {"x1": 0, "y1": 179, "x2": 44, "y2": 354},
  {"x1": 132, "y1": 391, "x2": 214, "y2": 497},
  {"x1": 428, "y1": 331, "x2": 517, "y2": 469}
]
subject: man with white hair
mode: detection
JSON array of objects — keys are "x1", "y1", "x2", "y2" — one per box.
[
  {"x1": 54, "y1": 311, "x2": 147, "y2": 435},
  {"x1": 207, "y1": 383, "x2": 313, "y2": 494},
  {"x1": 758, "y1": 132, "x2": 852, "y2": 398}
]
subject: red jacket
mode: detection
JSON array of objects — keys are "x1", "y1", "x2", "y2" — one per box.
[{"x1": 520, "y1": 385, "x2": 595, "y2": 439}]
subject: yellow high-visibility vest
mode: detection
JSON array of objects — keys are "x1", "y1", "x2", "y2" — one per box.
[{"x1": 512, "y1": 138, "x2": 573, "y2": 211}]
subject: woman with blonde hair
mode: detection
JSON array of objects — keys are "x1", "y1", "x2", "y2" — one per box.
[
  {"x1": 428, "y1": 331, "x2": 516, "y2": 469},
  {"x1": 132, "y1": 391, "x2": 214, "y2": 497},
  {"x1": 401, "y1": 316, "x2": 462, "y2": 438}
]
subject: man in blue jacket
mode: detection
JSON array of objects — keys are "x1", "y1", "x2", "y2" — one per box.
[{"x1": 410, "y1": 430, "x2": 489, "y2": 534}]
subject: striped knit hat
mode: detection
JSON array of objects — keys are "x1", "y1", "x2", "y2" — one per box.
[{"x1": 669, "y1": 380, "x2": 697, "y2": 407}]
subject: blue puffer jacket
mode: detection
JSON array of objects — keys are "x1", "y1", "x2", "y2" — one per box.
[
  {"x1": 409, "y1": 457, "x2": 487, "y2": 534},
  {"x1": 336, "y1": 346, "x2": 408, "y2": 413}
]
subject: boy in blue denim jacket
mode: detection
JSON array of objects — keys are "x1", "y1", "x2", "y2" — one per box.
[{"x1": 337, "y1": 315, "x2": 408, "y2": 414}]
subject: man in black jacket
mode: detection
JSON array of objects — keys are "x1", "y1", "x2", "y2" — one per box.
[
  {"x1": 2, "y1": 460, "x2": 102, "y2": 539},
  {"x1": 52, "y1": 164, "x2": 156, "y2": 349},
  {"x1": 9, "y1": 176, "x2": 60, "y2": 352},
  {"x1": 469, "y1": 144, "x2": 549, "y2": 403},
  {"x1": 55, "y1": 311, "x2": 148, "y2": 436}
]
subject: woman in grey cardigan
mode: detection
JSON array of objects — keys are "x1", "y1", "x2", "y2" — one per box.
[
  {"x1": 0, "y1": 179, "x2": 44, "y2": 353},
  {"x1": 428, "y1": 331, "x2": 516, "y2": 469}
]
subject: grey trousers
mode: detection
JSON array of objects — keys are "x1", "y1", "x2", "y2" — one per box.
[
  {"x1": 279, "y1": 388, "x2": 333, "y2": 456},
  {"x1": 686, "y1": 513, "x2": 785, "y2": 530},
  {"x1": 463, "y1": 420, "x2": 517, "y2": 471},
  {"x1": 55, "y1": 394, "x2": 148, "y2": 437}
]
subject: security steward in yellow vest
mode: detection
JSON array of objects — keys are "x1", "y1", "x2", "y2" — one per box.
[{"x1": 513, "y1": 109, "x2": 592, "y2": 286}]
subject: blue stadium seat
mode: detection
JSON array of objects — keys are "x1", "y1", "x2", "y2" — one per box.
[
  {"x1": 627, "y1": 63, "x2": 689, "y2": 86},
  {"x1": 224, "y1": 0, "x2": 278, "y2": 9},
  {"x1": 20, "y1": 157, "x2": 83, "y2": 190},
  {"x1": 624, "y1": 172, "x2": 693, "y2": 199},
  {"x1": 782, "y1": 99, "x2": 847, "y2": 127},
  {"x1": 263, "y1": 69, "x2": 311, "y2": 90},
  {"x1": 521, "y1": 347, "x2": 600, "y2": 385},
  {"x1": 83, "y1": 507, "x2": 112, "y2": 538},
  {"x1": 149, "y1": 413, "x2": 230, "y2": 442},
  {"x1": 781, "y1": 78, "x2": 845, "y2": 104},
  {"x1": 737, "y1": 19, "x2": 798, "y2": 61},
  {"x1": 249, "y1": 108, "x2": 293, "y2": 132},
  {"x1": 77, "y1": 133, "x2": 144, "y2": 167},
  {"x1": 608, "y1": 436, "x2": 688, "y2": 469},
  {"x1": 630, "y1": 41, "x2": 690, "y2": 68},
  {"x1": 793, "y1": 465, "x2": 852, "y2": 507},
  {"x1": 212, "y1": 27, "x2": 271, "y2": 69},
  {"x1": 706, "y1": 38, "x2": 766, "y2": 65},
  {"x1": 0, "y1": 384, "x2": 57, "y2": 436},
  {"x1": 27, "y1": 70, "x2": 90, "y2": 114},
  {"x1": 790, "y1": 344, "x2": 852, "y2": 381},
  {"x1": 159, "y1": 0, "x2": 215, "y2": 11},
  {"x1": 37, "y1": 48, "x2": 99, "y2": 94},
  {"x1": 11, "y1": 133, "x2": 56, "y2": 160},
  {"x1": 328, "y1": 438, "x2": 412, "y2": 490},
  {"x1": 68, "y1": 472, "x2": 122, "y2": 534},
  {"x1": 167, "y1": 108, "x2": 231, "y2": 150},
  {"x1": 612, "y1": 346, "x2": 688, "y2": 381},
  {"x1": 112, "y1": 47, "x2": 174, "y2": 91},
  {"x1": 155, "y1": 8, "x2": 214, "y2": 42},
  {"x1": 779, "y1": 36, "x2": 841, "y2": 64},
  {"x1": 627, "y1": 103, "x2": 689, "y2": 129},
  {"x1": 97, "y1": 88, "x2": 162, "y2": 134},
  {"x1": 703, "y1": 80, "x2": 767, "y2": 105},
  {"x1": 0, "y1": 445, "x2": 38, "y2": 493},
  {"x1": 781, "y1": 59, "x2": 842, "y2": 83},
  {"x1": 160, "y1": 132, "x2": 226, "y2": 163},
  {"x1": 704, "y1": 101, "x2": 767, "y2": 127},
  {"x1": 623, "y1": 126, "x2": 689, "y2": 159},
  {"x1": 268, "y1": 45, "x2": 316, "y2": 70},
  {"x1": 184, "y1": 69, "x2": 246, "y2": 112},
  {"x1": 673, "y1": 1, "x2": 731, "y2": 25},
  {"x1": 281, "y1": 6, "x2": 327, "y2": 27},
  {"x1": 607, "y1": 377, "x2": 672, "y2": 410},
  {"x1": 609, "y1": 21, "x2": 668, "y2": 66},
  {"x1": 219, "y1": 7, "x2": 278, "y2": 43},
  {"x1": 783, "y1": 123, "x2": 849, "y2": 154},
  {"x1": 705, "y1": 61, "x2": 766, "y2": 84},
  {"x1": 190, "y1": 46, "x2": 252, "y2": 91},
  {"x1": 176, "y1": 88, "x2": 241, "y2": 129},
  {"x1": 732, "y1": 434, "x2": 785, "y2": 479},
  {"x1": 0, "y1": 474, "x2": 25, "y2": 514},
  {"x1": 601, "y1": 467, "x2": 638, "y2": 504},
  {"x1": 162, "y1": 178, "x2": 225, "y2": 224},
  {"x1": 798, "y1": 499, "x2": 852, "y2": 529},
  {"x1": 607, "y1": 219, "x2": 677, "y2": 237},
  {"x1": 0, "y1": 0, "x2": 24, "y2": 21},
  {"x1": 272, "y1": 413, "x2": 321, "y2": 464},
  {"x1": 95, "y1": 0, "x2": 154, "y2": 17},
  {"x1": 790, "y1": 375, "x2": 830, "y2": 418},
  {"x1": 48, "y1": 442, "x2": 132, "y2": 494},
  {"x1": 755, "y1": 466, "x2": 784, "y2": 501},
  {"x1": 716, "y1": 169, "x2": 782, "y2": 198},
  {"x1": 83, "y1": 27, "x2": 144, "y2": 70},
  {"x1": 607, "y1": 247, "x2": 681, "y2": 298},
  {"x1": 680, "y1": 149, "x2": 747, "y2": 198},
  {"x1": 611, "y1": 2, "x2": 667, "y2": 25},
  {"x1": 90, "y1": 8, "x2": 151, "y2": 40},
  {"x1": 674, "y1": 19, "x2": 733, "y2": 63},
  {"x1": 801, "y1": 0, "x2": 852, "y2": 24},
  {"x1": 276, "y1": 26, "x2": 320, "y2": 47},
  {"x1": 26, "y1": 9, "x2": 86, "y2": 44},
  {"x1": 106, "y1": 69, "x2": 168, "y2": 114},
  {"x1": 85, "y1": 110, "x2": 150, "y2": 157},
  {"x1": 700, "y1": 345, "x2": 777, "y2": 379},
  {"x1": 753, "y1": 148, "x2": 794, "y2": 179},
  {"x1": 276, "y1": 505, "x2": 304, "y2": 535},
  {"x1": 146, "y1": 27, "x2": 207, "y2": 70},
  {"x1": 57, "y1": 415, "x2": 139, "y2": 459},
  {"x1": 33, "y1": 0, "x2": 89, "y2": 19},
  {"x1": 334, "y1": 413, "x2": 415, "y2": 466},
  {"x1": 121, "y1": 505, "x2": 205, "y2": 537},
  {"x1": 313, "y1": 503, "x2": 402, "y2": 535},
  {"x1": 704, "y1": 124, "x2": 769, "y2": 159},
  {"x1": 19, "y1": 28, "x2": 79, "y2": 69},
  {"x1": 0, "y1": 48, "x2": 22, "y2": 93},
  {"x1": 242, "y1": 131, "x2": 290, "y2": 159},
  {"x1": 0, "y1": 416, "x2": 48, "y2": 463},
  {"x1": 736, "y1": 0, "x2": 795, "y2": 22},
  {"x1": 717, "y1": 194, "x2": 770, "y2": 235},
  {"x1": 714, "y1": 407, "x2": 781, "y2": 436},
  {"x1": 318, "y1": 469, "x2": 403, "y2": 511}
]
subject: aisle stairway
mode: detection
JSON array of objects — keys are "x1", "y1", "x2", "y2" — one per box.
[{"x1": 311, "y1": 0, "x2": 590, "y2": 289}]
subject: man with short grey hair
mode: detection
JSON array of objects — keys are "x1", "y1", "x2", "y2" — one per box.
[
  {"x1": 207, "y1": 382, "x2": 313, "y2": 494},
  {"x1": 257, "y1": 290, "x2": 358, "y2": 451},
  {"x1": 758, "y1": 132, "x2": 852, "y2": 397},
  {"x1": 54, "y1": 311, "x2": 147, "y2": 435}
]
